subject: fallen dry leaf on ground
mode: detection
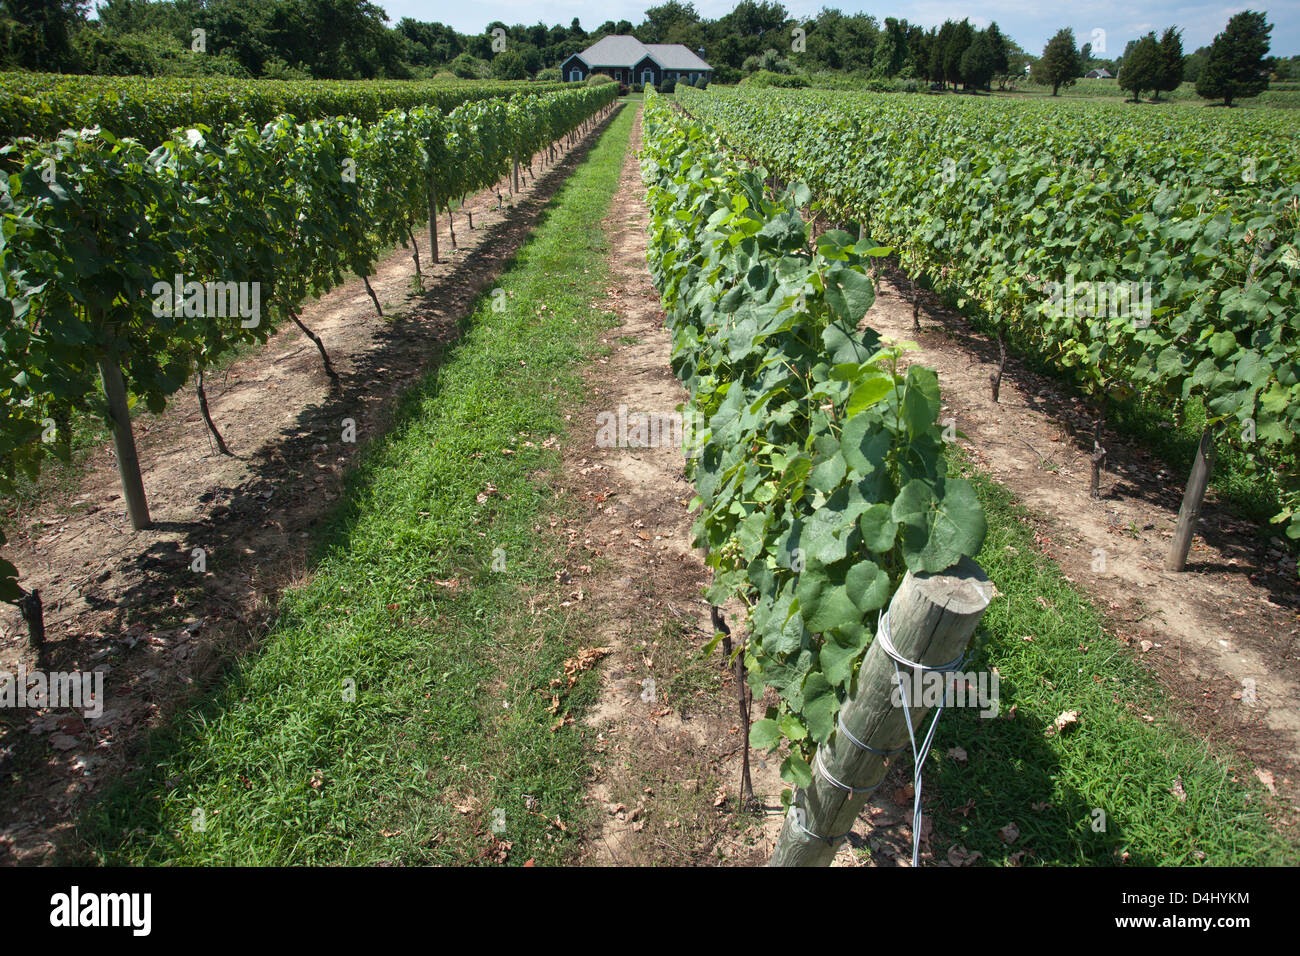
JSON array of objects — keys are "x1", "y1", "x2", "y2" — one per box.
[
  {"x1": 561, "y1": 646, "x2": 611, "y2": 687},
  {"x1": 1045, "y1": 709, "x2": 1080, "y2": 737},
  {"x1": 1255, "y1": 768, "x2": 1277, "y2": 794},
  {"x1": 947, "y1": 844, "x2": 983, "y2": 867}
]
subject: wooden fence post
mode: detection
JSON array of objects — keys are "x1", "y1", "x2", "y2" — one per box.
[
  {"x1": 769, "y1": 555, "x2": 993, "y2": 866},
  {"x1": 427, "y1": 176, "x2": 440, "y2": 265},
  {"x1": 1165, "y1": 427, "x2": 1217, "y2": 571},
  {"x1": 97, "y1": 351, "x2": 152, "y2": 531}
]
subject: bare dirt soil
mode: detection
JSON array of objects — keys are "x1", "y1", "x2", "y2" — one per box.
[
  {"x1": 0, "y1": 109, "x2": 618, "y2": 865},
  {"x1": 860, "y1": 263, "x2": 1300, "y2": 816}
]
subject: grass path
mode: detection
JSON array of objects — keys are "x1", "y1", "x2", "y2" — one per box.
[
  {"x1": 927, "y1": 459, "x2": 1293, "y2": 865},
  {"x1": 74, "y1": 104, "x2": 635, "y2": 866}
]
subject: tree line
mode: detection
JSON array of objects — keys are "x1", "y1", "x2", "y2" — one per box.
[
  {"x1": 1034, "y1": 11, "x2": 1275, "y2": 106},
  {"x1": 0, "y1": 0, "x2": 1025, "y2": 86},
  {"x1": 0, "y1": 0, "x2": 1284, "y2": 107}
]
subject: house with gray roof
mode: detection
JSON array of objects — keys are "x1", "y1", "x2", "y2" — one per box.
[{"x1": 560, "y1": 35, "x2": 712, "y2": 87}]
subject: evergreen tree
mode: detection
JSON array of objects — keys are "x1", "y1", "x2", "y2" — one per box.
[
  {"x1": 913, "y1": 27, "x2": 935, "y2": 82},
  {"x1": 1118, "y1": 32, "x2": 1162, "y2": 101},
  {"x1": 929, "y1": 21, "x2": 952, "y2": 86},
  {"x1": 986, "y1": 21, "x2": 1009, "y2": 76},
  {"x1": 942, "y1": 18, "x2": 973, "y2": 89},
  {"x1": 1196, "y1": 10, "x2": 1271, "y2": 106},
  {"x1": 1037, "y1": 27, "x2": 1080, "y2": 95},
  {"x1": 1154, "y1": 26, "x2": 1185, "y2": 100},
  {"x1": 960, "y1": 30, "x2": 996, "y2": 91}
]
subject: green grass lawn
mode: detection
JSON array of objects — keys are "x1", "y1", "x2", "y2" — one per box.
[
  {"x1": 925, "y1": 455, "x2": 1293, "y2": 865},
  {"x1": 73, "y1": 104, "x2": 635, "y2": 866}
]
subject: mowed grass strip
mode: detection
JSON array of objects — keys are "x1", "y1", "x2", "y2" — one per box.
[
  {"x1": 928, "y1": 457, "x2": 1293, "y2": 866},
  {"x1": 76, "y1": 105, "x2": 635, "y2": 866}
]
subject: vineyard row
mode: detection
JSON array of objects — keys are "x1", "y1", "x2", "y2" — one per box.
[
  {"x1": 642, "y1": 91, "x2": 985, "y2": 789},
  {"x1": 675, "y1": 85, "x2": 1300, "y2": 552},
  {"x1": 0, "y1": 84, "x2": 620, "y2": 609}
]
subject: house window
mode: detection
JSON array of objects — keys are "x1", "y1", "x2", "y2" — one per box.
[
  {"x1": 643, "y1": 69, "x2": 654, "y2": 84},
  {"x1": 568, "y1": 69, "x2": 582, "y2": 82}
]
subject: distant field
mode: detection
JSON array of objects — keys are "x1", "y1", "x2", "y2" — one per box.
[
  {"x1": 794, "y1": 73, "x2": 1300, "y2": 108},
  {"x1": 999, "y1": 77, "x2": 1300, "y2": 108}
]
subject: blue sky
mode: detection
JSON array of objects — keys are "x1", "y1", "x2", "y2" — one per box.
[{"x1": 382, "y1": 2, "x2": 1299, "y2": 57}]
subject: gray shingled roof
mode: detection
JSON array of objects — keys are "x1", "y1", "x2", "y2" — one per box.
[
  {"x1": 646, "y1": 44, "x2": 711, "y2": 71},
  {"x1": 576, "y1": 35, "x2": 648, "y2": 67},
  {"x1": 573, "y1": 35, "x2": 711, "y2": 70}
]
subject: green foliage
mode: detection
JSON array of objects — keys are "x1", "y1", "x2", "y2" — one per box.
[
  {"x1": 641, "y1": 92, "x2": 984, "y2": 780},
  {"x1": 0, "y1": 0, "x2": 83, "y2": 71},
  {"x1": 74, "y1": 103, "x2": 638, "y2": 864},
  {"x1": 1037, "y1": 28, "x2": 1080, "y2": 95},
  {"x1": 490, "y1": 49, "x2": 528, "y2": 81},
  {"x1": 742, "y1": 47, "x2": 792, "y2": 75},
  {"x1": 941, "y1": 18, "x2": 973, "y2": 88},
  {"x1": 449, "y1": 52, "x2": 483, "y2": 78},
  {"x1": 740, "y1": 69, "x2": 809, "y2": 88},
  {"x1": 675, "y1": 84, "x2": 1300, "y2": 547},
  {"x1": 959, "y1": 30, "x2": 996, "y2": 90},
  {"x1": 1197, "y1": 9, "x2": 1273, "y2": 106},
  {"x1": 1157, "y1": 27, "x2": 1186, "y2": 98},
  {"x1": 1118, "y1": 33, "x2": 1163, "y2": 101},
  {"x1": 0, "y1": 83, "x2": 617, "y2": 516}
]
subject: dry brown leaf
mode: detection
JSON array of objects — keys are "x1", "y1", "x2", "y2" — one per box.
[
  {"x1": 947, "y1": 844, "x2": 983, "y2": 867},
  {"x1": 1254, "y1": 768, "x2": 1277, "y2": 794},
  {"x1": 1045, "y1": 709, "x2": 1080, "y2": 737},
  {"x1": 562, "y1": 646, "x2": 611, "y2": 687}
]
